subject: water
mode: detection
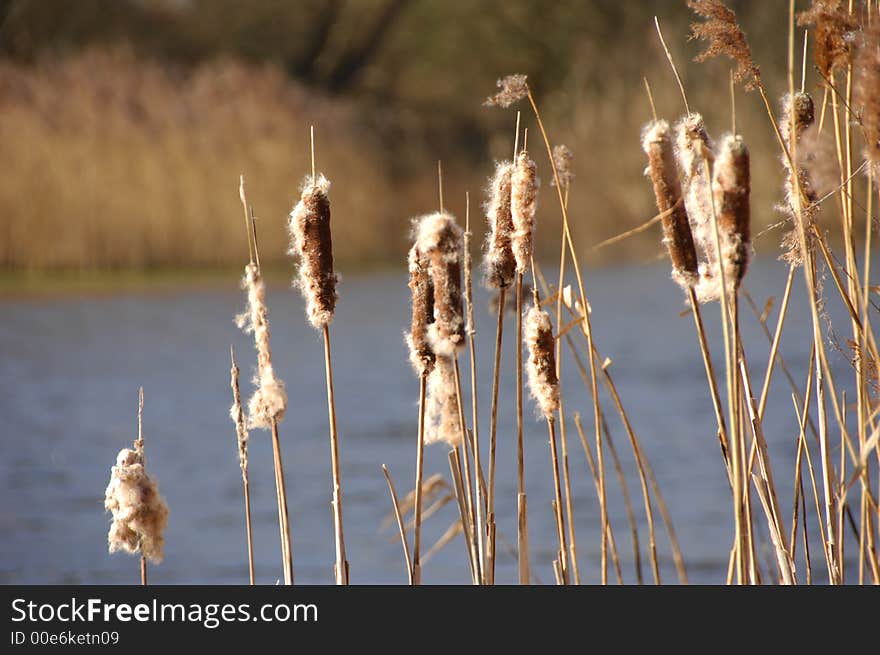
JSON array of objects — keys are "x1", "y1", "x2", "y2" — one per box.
[{"x1": 0, "y1": 258, "x2": 860, "y2": 584}]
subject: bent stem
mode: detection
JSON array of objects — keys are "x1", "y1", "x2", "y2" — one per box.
[
  {"x1": 382, "y1": 465, "x2": 413, "y2": 585},
  {"x1": 486, "y1": 285, "x2": 507, "y2": 584},
  {"x1": 270, "y1": 418, "x2": 294, "y2": 585}
]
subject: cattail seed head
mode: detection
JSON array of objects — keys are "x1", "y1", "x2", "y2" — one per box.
[
  {"x1": 856, "y1": 26, "x2": 880, "y2": 171},
  {"x1": 288, "y1": 174, "x2": 338, "y2": 329},
  {"x1": 425, "y1": 354, "x2": 461, "y2": 447},
  {"x1": 483, "y1": 161, "x2": 516, "y2": 289},
  {"x1": 104, "y1": 448, "x2": 169, "y2": 563},
  {"x1": 779, "y1": 92, "x2": 819, "y2": 266},
  {"x1": 712, "y1": 134, "x2": 751, "y2": 296},
  {"x1": 524, "y1": 304, "x2": 560, "y2": 419},
  {"x1": 551, "y1": 144, "x2": 575, "y2": 188},
  {"x1": 236, "y1": 263, "x2": 287, "y2": 428},
  {"x1": 642, "y1": 119, "x2": 699, "y2": 289},
  {"x1": 414, "y1": 212, "x2": 465, "y2": 356},
  {"x1": 406, "y1": 244, "x2": 436, "y2": 376},
  {"x1": 511, "y1": 150, "x2": 538, "y2": 273},
  {"x1": 229, "y1": 353, "x2": 249, "y2": 476}
]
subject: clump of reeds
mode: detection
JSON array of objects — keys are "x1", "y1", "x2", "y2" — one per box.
[
  {"x1": 524, "y1": 303, "x2": 560, "y2": 418},
  {"x1": 779, "y1": 91, "x2": 818, "y2": 265},
  {"x1": 511, "y1": 151, "x2": 539, "y2": 274},
  {"x1": 641, "y1": 119, "x2": 700, "y2": 289},
  {"x1": 406, "y1": 245, "x2": 436, "y2": 377},
  {"x1": 414, "y1": 212, "x2": 465, "y2": 356},
  {"x1": 712, "y1": 134, "x2": 751, "y2": 295},
  {"x1": 288, "y1": 174, "x2": 338, "y2": 329},
  {"x1": 483, "y1": 162, "x2": 516, "y2": 289},
  {"x1": 236, "y1": 263, "x2": 288, "y2": 429}
]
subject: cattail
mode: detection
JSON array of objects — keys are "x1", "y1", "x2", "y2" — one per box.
[
  {"x1": 104, "y1": 448, "x2": 169, "y2": 563},
  {"x1": 414, "y1": 212, "x2": 465, "y2": 356},
  {"x1": 856, "y1": 25, "x2": 880, "y2": 172},
  {"x1": 406, "y1": 244, "x2": 436, "y2": 376},
  {"x1": 483, "y1": 161, "x2": 516, "y2": 289},
  {"x1": 524, "y1": 304, "x2": 560, "y2": 419},
  {"x1": 712, "y1": 134, "x2": 751, "y2": 296},
  {"x1": 424, "y1": 354, "x2": 461, "y2": 446},
  {"x1": 288, "y1": 174, "x2": 338, "y2": 329},
  {"x1": 229, "y1": 353, "x2": 249, "y2": 476},
  {"x1": 779, "y1": 92, "x2": 819, "y2": 266},
  {"x1": 675, "y1": 113, "x2": 718, "y2": 298},
  {"x1": 642, "y1": 119, "x2": 700, "y2": 289},
  {"x1": 551, "y1": 144, "x2": 575, "y2": 189},
  {"x1": 511, "y1": 150, "x2": 539, "y2": 273},
  {"x1": 236, "y1": 263, "x2": 287, "y2": 429},
  {"x1": 484, "y1": 74, "x2": 529, "y2": 108}
]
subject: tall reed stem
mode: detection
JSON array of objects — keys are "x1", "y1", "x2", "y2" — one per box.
[
  {"x1": 486, "y1": 285, "x2": 506, "y2": 584},
  {"x1": 547, "y1": 417, "x2": 569, "y2": 584},
  {"x1": 515, "y1": 272, "x2": 529, "y2": 584},
  {"x1": 322, "y1": 325, "x2": 349, "y2": 584},
  {"x1": 270, "y1": 419, "x2": 294, "y2": 584},
  {"x1": 412, "y1": 374, "x2": 427, "y2": 585}
]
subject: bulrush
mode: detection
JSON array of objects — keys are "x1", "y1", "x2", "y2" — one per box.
[
  {"x1": 425, "y1": 354, "x2": 461, "y2": 446},
  {"x1": 511, "y1": 151, "x2": 539, "y2": 273},
  {"x1": 236, "y1": 263, "x2": 287, "y2": 429},
  {"x1": 675, "y1": 113, "x2": 717, "y2": 299},
  {"x1": 406, "y1": 244, "x2": 436, "y2": 377},
  {"x1": 414, "y1": 212, "x2": 465, "y2": 356},
  {"x1": 779, "y1": 91, "x2": 818, "y2": 265},
  {"x1": 288, "y1": 174, "x2": 338, "y2": 329},
  {"x1": 712, "y1": 134, "x2": 751, "y2": 296},
  {"x1": 641, "y1": 119, "x2": 699, "y2": 288},
  {"x1": 524, "y1": 304, "x2": 560, "y2": 419},
  {"x1": 104, "y1": 448, "x2": 169, "y2": 564},
  {"x1": 483, "y1": 162, "x2": 516, "y2": 289}
]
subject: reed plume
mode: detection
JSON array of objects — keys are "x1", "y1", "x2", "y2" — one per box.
[
  {"x1": 484, "y1": 74, "x2": 529, "y2": 108},
  {"x1": 425, "y1": 354, "x2": 461, "y2": 447},
  {"x1": 105, "y1": 447, "x2": 169, "y2": 565},
  {"x1": 712, "y1": 134, "x2": 751, "y2": 296},
  {"x1": 236, "y1": 264, "x2": 287, "y2": 429},
  {"x1": 524, "y1": 304, "x2": 560, "y2": 419},
  {"x1": 688, "y1": 0, "x2": 761, "y2": 90},
  {"x1": 414, "y1": 212, "x2": 465, "y2": 356},
  {"x1": 798, "y1": 0, "x2": 859, "y2": 80},
  {"x1": 483, "y1": 162, "x2": 516, "y2": 289},
  {"x1": 641, "y1": 119, "x2": 700, "y2": 289},
  {"x1": 511, "y1": 150, "x2": 539, "y2": 274},
  {"x1": 406, "y1": 245, "x2": 436, "y2": 377},
  {"x1": 288, "y1": 174, "x2": 338, "y2": 329},
  {"x1": 779, "y1": 92, "x2": 819, "y2": 265}
]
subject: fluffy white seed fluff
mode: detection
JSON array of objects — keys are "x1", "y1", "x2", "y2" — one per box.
[
  {"x1": 524, "y1": 304, "x2": 560, "y2": 419},
  {"x1": 236, "y1": 263, "x2": 287, "y2": 429},
  {"x1": 104, "y1": 448, "x2": 169, "y2": 563},
  {"x1": 424, "y1": 354, "x2": 461, "y2": 446}
]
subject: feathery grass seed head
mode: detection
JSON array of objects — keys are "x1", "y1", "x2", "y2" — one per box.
[
  {"x1": 484, "y1": 74, "x2": 529, "y2": 107},
  {"x1": 288, "y1": 174, "x2": 338, "y2": 329},
  {"x1": 104, "y1": 448, "x2": 169, "y2": 563},
  {"x1": 689, "y1": 0, "x2": 761, "y2": 90},
  {"x1": 511, "y1": 150, "x2": 538, "y2": 273},
  {"x1": 414, "y1": 212, "x2": 465, "y2": 356},
  {"x1": 525, "y1": 304, "x2": 560, "y2": 419},
  {"x1": 642, "y1": 119, "x2": 699, "y2": 289},
  {"x1": 798, "y1": 0, "x2": 859, "y2": 80},
  {"x1": 483, "y1": 161, "x2": 516, "y2": 289}
]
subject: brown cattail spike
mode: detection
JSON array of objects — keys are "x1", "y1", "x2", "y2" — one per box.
[
  {"x1": 524, "y1": 304, "x2": 560, "y2": 419},
  {"x1": 229, "y1": 349, "x2": 249, "y2": 476},
  {"x1": 415, "y1": 212, "x2": 465, "y2": 357},
  {"x1": 105, "y1": 448, "x2": 169, "y2": 563},
  {"x1": 511, "y1": 150, "x2": 538, "y2": 273},
  {"x1": 288, "y1": 174, "x2": 338, "y2": 329},
  {"x1": 483, "y1": 161, "x2": 516, "y2": 289},
  {"x1": 425, "y1": 354, "x2": 461, "y2": 446},
  {"x1": 406, "y1": 244, "x2": 436, "y2": 376},
  {"x1": 713, "y1": 134, "x2": 751, "y2": 295},
  {"x1": 642, "y1": 120, "x2": 699, "y2": 289},
  {"x1": 236, "y1": 263, "x2": 288, "y2": 428}
]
